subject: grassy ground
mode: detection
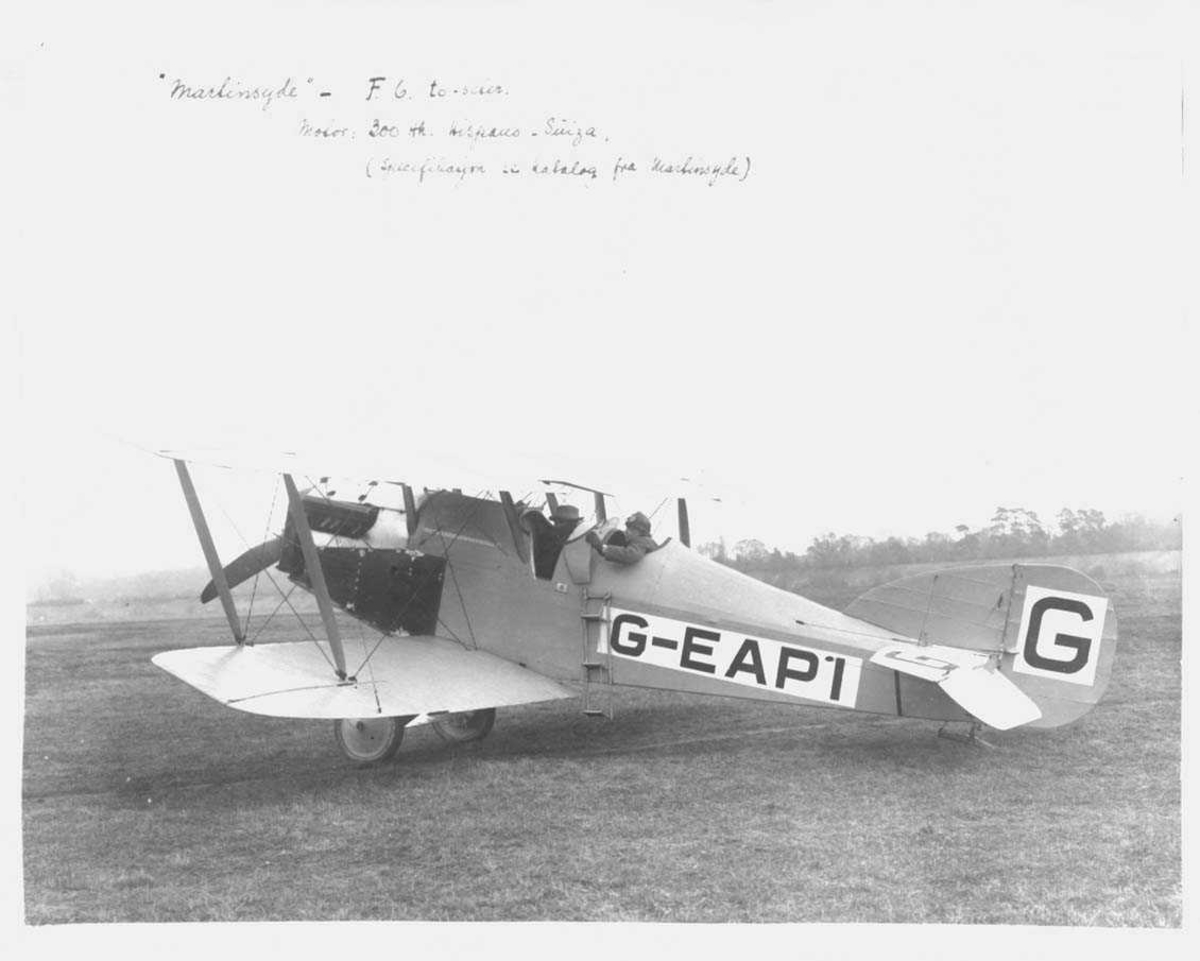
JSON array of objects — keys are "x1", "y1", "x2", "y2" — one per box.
[{"x1": 22, "y1": 561, "x2": 1180, "y2": 924}]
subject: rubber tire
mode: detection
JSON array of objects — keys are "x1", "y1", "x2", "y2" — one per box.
[
  {"x1": 429, "y1": 708, "x2": 497, "y2": 744},
  {"x1": 333, "y1": 716, "x2": 409, "y2": 765}
]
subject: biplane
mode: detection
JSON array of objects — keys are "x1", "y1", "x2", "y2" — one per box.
[{"x1": 153, "y1": 454, "x2": 1118, "y2": 764}]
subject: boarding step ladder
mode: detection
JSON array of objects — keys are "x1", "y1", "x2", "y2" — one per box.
[{"x1": 580, "y1": 590, "x2": 614, "y2": 718}]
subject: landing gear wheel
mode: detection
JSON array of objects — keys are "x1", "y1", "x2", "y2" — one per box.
[
  {"x1": 429, "y1": 708, "x2": 496, "y2": 744},
  {"x1": 333, "y1": 716, "x2": 411, "y2": 765}
]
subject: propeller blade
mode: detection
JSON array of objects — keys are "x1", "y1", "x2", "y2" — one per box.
[{"x1": 200, "y1": 535, "x2": 285, "y2": 603}]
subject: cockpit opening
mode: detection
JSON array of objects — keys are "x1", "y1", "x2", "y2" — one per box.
[{"x1": 521, "y1": 504, "x2": 583, "y2": 579}]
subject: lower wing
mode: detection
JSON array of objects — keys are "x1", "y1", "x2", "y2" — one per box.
[{"x1": 152, "y1": 635, "x2": 575, "y2": 719}]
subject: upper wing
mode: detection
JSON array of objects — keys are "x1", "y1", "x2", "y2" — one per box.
[
  {"x1": 152, "y1": 635, "x2": 575, "y2": 719},
  {"x1": 150, "y1": 446, "x2": 623, "y2": 503}
]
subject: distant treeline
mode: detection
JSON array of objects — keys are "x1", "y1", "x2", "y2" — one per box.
[{"x1": 699, "y1": 507, "x2": 1182, "y2": 572}]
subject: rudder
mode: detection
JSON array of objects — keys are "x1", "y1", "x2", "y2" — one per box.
[{"x1": 1000, "y1": 564, "x2": 1118, "y2": 728}]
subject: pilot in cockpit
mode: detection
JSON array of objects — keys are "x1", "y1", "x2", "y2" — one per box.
[{"x1": 586, "y1": 511, "x2": 658, "y2": 566}]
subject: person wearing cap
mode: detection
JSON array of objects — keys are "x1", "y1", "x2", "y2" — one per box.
[
  {"x1": 523, "y1": 503, "x2": 584, "y2": 579},
  {"x1": 586, "y1": 512, "x2": 658, "y2": 565},
  {"x1": 550, "y1": 503, "x2": 581, "y2": 536}
]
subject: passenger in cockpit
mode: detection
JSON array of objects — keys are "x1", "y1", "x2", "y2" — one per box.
[
  {"x1": 550, "y1": 503, "x2": 581, "y2": 536},
  {"x1": 587, "y1": 512, "x2": 658, "y2": 566},
  {"x1": 523, "y1": 503, "x2": 582, "y2": 579}
]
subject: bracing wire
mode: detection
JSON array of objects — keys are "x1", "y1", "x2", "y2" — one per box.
[
  {"x1": 250, "y1": 584, "x2": 295, "y2": 644},
  {"x1": 212, "y1": 483, "x2": 335, "y2": 671},
  {"x1": 242, "y1": 475, "x2": 281, "y2": 639},
  {"x1": 354, "y1": 616, "x2": 383, "y2": 713}
]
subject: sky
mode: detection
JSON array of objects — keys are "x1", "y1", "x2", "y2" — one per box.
[{"x1": 10, "y1": 1, "x2": 1188, "y2": 589}]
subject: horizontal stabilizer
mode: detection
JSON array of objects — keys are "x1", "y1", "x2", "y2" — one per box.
[
  {"x1": 152, "y1": 635, "x2": 575, "y2": 719},
  {"x1": 871, "y1": 642, "x2": 1042, "y2": 730},
  {"x1": 201, "y1": 536, "x2": 284, "y2": 603},
  {"x1": 939, "y1": 664, "x2": 1042, "y2": 731}
]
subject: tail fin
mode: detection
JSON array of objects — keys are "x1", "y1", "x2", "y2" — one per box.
[{"x1": 847, "y1": 563, "x2": 1118, "y2": 729}]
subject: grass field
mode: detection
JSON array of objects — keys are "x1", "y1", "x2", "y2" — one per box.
[{"x1": 22, "y1": 559, "x2": 1181, "y2": 924}]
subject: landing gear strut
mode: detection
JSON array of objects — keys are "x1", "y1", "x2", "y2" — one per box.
[{"x1": 334, "y1": 715, "x2": 415, "y2": 764}]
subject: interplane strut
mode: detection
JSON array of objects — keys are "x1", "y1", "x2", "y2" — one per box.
[
  {"x1": 173, "y1": 459, "x2": 245, "y2": 644},
  {"x1": 283, "y1": 473, "x2": 349, "y2": 679}
]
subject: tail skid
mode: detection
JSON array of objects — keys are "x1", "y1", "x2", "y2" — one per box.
[{"x1": 937, "y1": 721, "x2": 998, "y2": 749}]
